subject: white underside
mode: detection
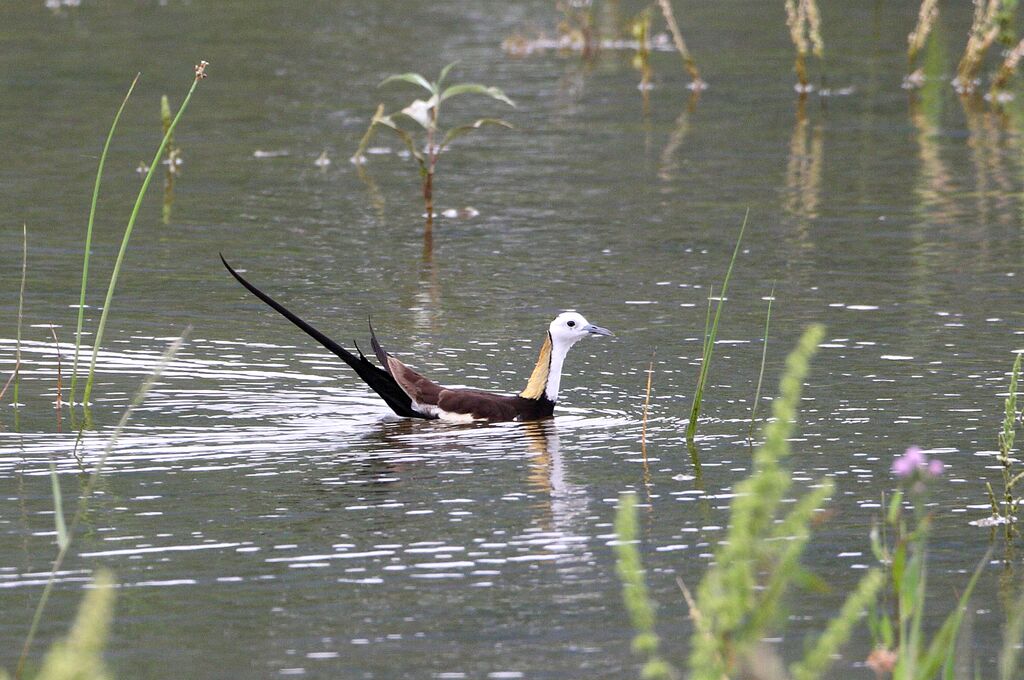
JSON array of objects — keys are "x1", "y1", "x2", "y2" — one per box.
[{"x1": 412, "y1": 399, "x2": 481, "y2": 423}]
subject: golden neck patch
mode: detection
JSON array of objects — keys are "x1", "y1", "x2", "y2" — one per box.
[{"x1": 519, "y1": 333, "x2": 552, "y2": 400}]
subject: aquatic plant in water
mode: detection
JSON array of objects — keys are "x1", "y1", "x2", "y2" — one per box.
[
  {"x1": 977, "y1": 353, "x2": 1023, "y2": 538},
  {"x1": 15, "y1": 332, "x2": 187, "y2": 679},
  {"x1": 904, "y1": 0, "x2": 938, "y2": 89},
  {"x1": 784, "y1": 0, "x2": 824, "y2": 93},
  {"x1": 1, "y1": 226, "x2": 27, "y2": 409},
  {"x1": 955, "y1": 0, "x2": 1018, "y2": 94},
  {"x1": 655, "y1": 0, "x2": 705, "y2": 91},
  {"x1": 685, "y1": 210, "x2": 747, "y2": 446},
  {"x1": 867, "y1": 446, "x2": 987, "y2": 679},
  {"x1": 80, "y1": 61, "x2": 208, "y2": 408},
  {"x1": 352, "y1": 63, "x2": 514, "y2": 227},
  {"x1": 685, "y1": 324, "x2": 885, "y2": 679},
  {"x1": 617, "y1": 325, "x2": 887, "y2": 679},
  {"x1": 67, "y1": 76, "x2": 138, "y2": 409}
]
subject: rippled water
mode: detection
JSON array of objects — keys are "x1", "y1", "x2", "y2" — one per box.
[{"x1": 2, "y1": 1, "x2": 1024, "y2": 677}]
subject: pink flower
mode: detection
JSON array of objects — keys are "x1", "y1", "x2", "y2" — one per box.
[{"x1": 892, "y1": 446, "x2": 943, "y2": 479}]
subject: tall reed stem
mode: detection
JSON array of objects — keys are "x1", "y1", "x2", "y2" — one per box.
[
  {"x1": 82, "y1": 62, "x2": 206, "y2": 408},
  {"x1": 69, "y1": 75, "x2": 139, "y2": 408}
]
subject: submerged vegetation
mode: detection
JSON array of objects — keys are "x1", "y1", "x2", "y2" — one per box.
[{"x1": 352, "y1": 63, "x2": 514, "y2": 227}]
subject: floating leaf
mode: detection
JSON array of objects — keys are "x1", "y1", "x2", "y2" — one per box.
[
  {"x1": 379, "y1": 72, "x2": 434, "y2": 94},
  {"x1": 439, "y1": 83, "x2": 515, "y2": 107},
  {"x1": 440, "y1": 118, "x2": 513, "y2": 149}
]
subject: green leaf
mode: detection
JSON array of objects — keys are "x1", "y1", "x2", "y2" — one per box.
[
  {"x1": 918, "y1": 549, "x2": 989, "y2": 679},
  {"x1": 359, "y1": 110, "x2": 425, "y2": 166},
  {"x1": 380, "y1": 72, "x2": 435, "y2": 95},
  {"x1": 440, "y1": 118, "x2": 513, "y2": 150},
  {"x1": 439, "y1": 83, "x2": 516, "y2": 107},
  {"x1": 437, "y1": 61, "x2": 460, "y2": 87},
  {"x1": 886, "y1": 489, "x2": 903, "y2": 525}
]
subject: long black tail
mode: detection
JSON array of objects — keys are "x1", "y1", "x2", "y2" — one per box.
[{"x1": 220, "y1": 254, "x2": 427, "y2": 419}]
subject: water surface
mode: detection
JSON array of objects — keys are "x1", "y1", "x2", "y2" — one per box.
[{"x1": 1, "y1": 2, "x2": 1023, "y2": 677}]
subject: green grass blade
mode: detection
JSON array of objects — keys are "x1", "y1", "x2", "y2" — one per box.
[
  {"x1": 614, "y1": 493, "x2": 677, "y2": 680},
  {"x1": 790, "y1": 569, "x2": 884, "y2": 680},
  {"x1": 0, "y1": 226, "x2": 27, "y2": 407},
  {"x1": 1000, "y1": 575, "x2": 1024, "y2": 680},
  {"x1": 69, "y1": 74, "x2": 139, "y2": 408},
  {"x1": 918, "y1": 549, "x2": 990, "y2": 679},
  {"x1": 33, "y1": 569, "x2": 116, "y2": 680},
  {"x1": 379, "y1": 72, "x2": 434, "y2": 94},
  {"x1": 15, "y1": 331, "x2": 187, "y2": 679},
  {"x1": 48, "y1": 460, "x2": 68, "y2": 551},
  {"x1": 16, "y1": 224, "x2": 27, "y2": 407},
  {"x1": 82, "y1": 65, "x2": 206, "y2": 407},
  {"x1": 686, "y1": 209, "x2": 749, "y2": 443},
  {"x1": 749, "y1": 284, "x2": 775, "y2": 440}
]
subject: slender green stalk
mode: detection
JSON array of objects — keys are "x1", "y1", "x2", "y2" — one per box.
[
  {"x1": 686, "y1": 209, "x2": 748, "y2": 444},
  {"x1": 687, "y1": 324, "x2": 825, "y2": 678},
  {"x1": 614, "y1": 493, "x2": 677, "y2": 680},
  {"x1": 789, "y1": 569, "x2": 884, "y2": 680},
  {"x1": 82, "y1": 63, "x2": 206, "y2": 407},
  {"x1": 32, "y1": 569, "x2": 115, "y2": 680},
  {"x1": 48, "y1": 460, "x2": 68, "y2": 551},
  {"x1": 1000, "y1": 579, "x2": 1024, "y2": 680},
  {"x1": 748, "y1": 285, "x2": 775, "y2": 440},
  {"x1": 69, "y1": 75, "x2": 139, "y2": 408},
  {"x1": 15, "y1": 332, "x2": 187, "y2": 679},
  {"x1": 10, "y1": 225, "x2": 28, "y2": 409}
]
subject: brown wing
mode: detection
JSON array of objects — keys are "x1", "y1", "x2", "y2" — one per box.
[
  {"x1": 436, "y1": 389, "x2": 524, "y2": 422},
  {"x1": 384, "y1": 355, "x2": 444, "y2": 408}
]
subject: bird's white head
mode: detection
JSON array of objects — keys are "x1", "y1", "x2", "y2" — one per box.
[
  {"x1": 521, "y1": 312, "x2": 613, "y2": 403},
  {"x1": 548, "y1": 311, "x2": 613, "y2": 350}
]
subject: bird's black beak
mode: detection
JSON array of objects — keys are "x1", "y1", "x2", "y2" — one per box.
[{"x1": 583, "y1": 324, "x2": 613, "y2": 337}]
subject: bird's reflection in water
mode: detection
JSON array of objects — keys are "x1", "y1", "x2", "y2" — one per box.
[{"x1": 523, "y1": 420, "x2": 592, "y2": 544}]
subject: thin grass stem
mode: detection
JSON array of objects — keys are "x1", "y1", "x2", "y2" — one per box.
[
  {"x1": 748, "y1": 284, "x2": 775, "y2": 441},
  {"x1": 82, "y1": 63, "x2": 206, "y2": 407},
  {"x1": 685, "y1": 209, "x2": 749, "y2": 444},
  {"x1": 641, "y1": 350, "x2": 656, "y2": 453},
  {"x1": 69, "y1": 75, "x2": 139, "y2": 408},
  {"x1": 14, "y1": 224, "x2": 27, "y2": 408},
  {"x1": 49, "y1": 325, "x2": 64, "y2": 432},
  {"x1": 15, "y1": 331, "x2": 187, "y2": 680}
]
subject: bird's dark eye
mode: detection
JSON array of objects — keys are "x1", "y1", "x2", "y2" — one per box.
[{"x1": 567, "y1": 320, "x2": 576, "y2": 328}]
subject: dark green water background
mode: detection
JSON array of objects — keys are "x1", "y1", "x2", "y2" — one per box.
[{"x1": 1, "y1": 1, "x2": 1023, "y2": 677}]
